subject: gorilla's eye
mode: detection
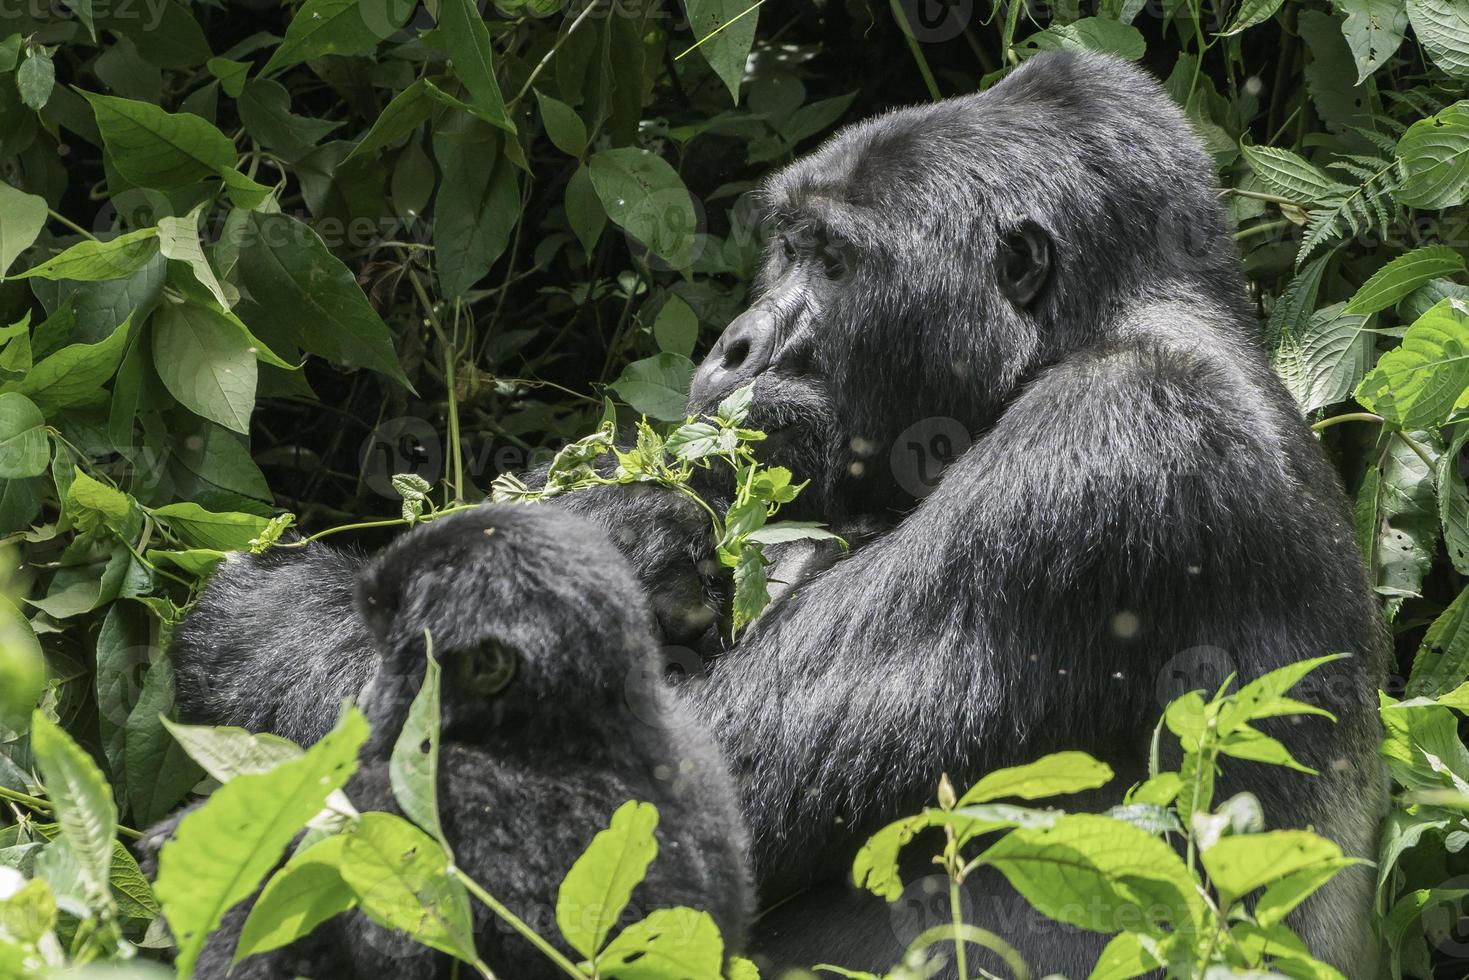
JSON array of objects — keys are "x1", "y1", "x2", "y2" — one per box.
[
  {"x1": 779, "y1": 233, "x2": 798, "y2": 263},
  {"x1": 819, "y1": 242, "x2": 848, "y2": 280},
  {"x1": 458, "y1": 639, "x2": 517, "y2": 696}
]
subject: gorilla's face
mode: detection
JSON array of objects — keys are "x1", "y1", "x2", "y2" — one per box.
[{"x1": 687, "y1": 100, "x2": 1055, "y2": 521}]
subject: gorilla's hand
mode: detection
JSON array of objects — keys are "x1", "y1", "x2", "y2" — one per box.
[{"x1": 549, "y1": 483, "x2": 721, "y2": 648}]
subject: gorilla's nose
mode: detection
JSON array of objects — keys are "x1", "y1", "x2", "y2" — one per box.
[{"x1": 690, "y1": 308, "x2": 776, "y2": 409}]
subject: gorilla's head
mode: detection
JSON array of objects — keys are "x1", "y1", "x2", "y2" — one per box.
[
  {"x1": 688, "y1": 51, "x2": 1248, "y2": 519},
  {"x1": 355, "y1": 505, "x2": 657, "y2": 743}
]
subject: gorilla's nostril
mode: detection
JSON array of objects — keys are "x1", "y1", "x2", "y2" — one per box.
[{"x1": 723, "y1": 339, "x2": 751, "y2": 370}]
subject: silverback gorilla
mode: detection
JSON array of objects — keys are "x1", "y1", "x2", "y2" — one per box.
[{"x1": 164, "y1": 51, "x2": 1388, "y2": 978}]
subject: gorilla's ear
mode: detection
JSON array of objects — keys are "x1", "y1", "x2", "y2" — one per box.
[{"x1": 997, "y1": 220, "x2": 1053, "y2": 308}]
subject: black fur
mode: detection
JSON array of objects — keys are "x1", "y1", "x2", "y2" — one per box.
[{"x1": 162, "y1": 52, "x2": 1388, "y2": 978}]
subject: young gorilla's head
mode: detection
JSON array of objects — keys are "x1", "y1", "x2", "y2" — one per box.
[
  {"x1": 688, "y1": 51, "x2": 1248, "y2": 519},
  {"x1": 354, "y1": 505, "x2": 657, "y2": 744}
]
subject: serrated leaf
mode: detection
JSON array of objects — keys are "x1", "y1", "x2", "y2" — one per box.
[
  {"x1": 745, "y1": 521, "x2": 841, "y2": 546},
  {"x1": 1223, "y1": 0, "x2": 1286, "y2": 34},
  {"x1": 1199, "y1": 830, "x2": 1346, "y2": 906},
  {"x1": 610, "y1": 352, "x2": 695, "y2": 422},
  {"x1": 1407, "y1": 586, "x2": 1469, "y2": 697},
  {"x1": 1395, "y1": 100, "x2": 1469, "y2": 209},
  {"x1": 1357, "y1": 299, "x2": 1469, "y2": 429},
  {"x1": 957, "y1": 751, "x2": 1115, "y2": 807},
  {"x1": 1241, "y1": 144, "x2": 1341, "y2": 202},
  {"x1": 1345, "y1": 245, "x2": 1466, "y2": 315},
  {"x1": 596, "y1": 907, "x2": 723, "y2": 980},
  {"x1": 1438, "y1": 425, "x2": 1469, "y2": 574},
  {"x1": 731, "y1": 545, "x2": 769, "y2": 633},
  {"x1": 31, "y1": 712, "x2": 117, "y2": 897},
  {"x1": 1406, "y1": 0, "x2": 1469, "y2": 78},
  {"x1": 557, "y1": 800, "x2": 659, "y2": 960},
  {"x1": 155, "y1": 708, "x2": 367, "y2": 978},
  {"x1": 161, "y1": 720, "x2": 303, "y2": 783}
]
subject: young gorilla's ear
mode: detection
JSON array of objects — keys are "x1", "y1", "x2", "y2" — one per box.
[{"x1": 997, "y1": 219, "x2": 1052, "y2": 307}]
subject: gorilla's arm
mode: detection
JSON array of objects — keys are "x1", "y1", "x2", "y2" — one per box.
[
  {"x1": 171, "y1": 482, "x2": 715, "y2": 746},
  {"x1": 689, "y1": 336, "x2": 1378, "y2": 897}
]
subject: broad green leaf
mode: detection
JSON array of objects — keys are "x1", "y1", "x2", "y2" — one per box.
[
  {"x1": 653, "y1": 295, "x2": 698, "y2": 357},
  {"x1": 432, "y1": 126, "x2": 519, "y2": 298},
  {"x1": 389, "y1": 649, "x2": 445, "y2": 845},
  {"x1": 727, "y1": 957, "x2": 761, "y2": 980},
  {"x1": 1223, "y1": 0, "x2": 1285, "y2": 34},
  {"x1": 66, "y1": 469, "x2": 132, "y2": 535},
  {"x1": 84, "y1": 93, "x2": 237, "y2": 190},
  {"x1": 16, "y1": 49, "x2": 54, "y2": 110},
  {"x1": 683, "y1": 0, "x2": 759, "y2": 102},
  {"x1": 1217, "y1": 654, "x2": 1344, "y2": 732},
  {"x1": 339, "y1": 812, "x2": 478, "y2": 965},
  {"x1": 1087, "y1": 931, "x2": 1168, "y2": 980},
  {"x1": 341, "y1": 78, "x2": 433, "y2": 163},
  {"x1": 124, "y1": 658, "x2": 202, "y2": 827},
  {"x1": 1198, "y1": 830, "x2": 1346, "y2": 906},
  {"x1": 0, "y1": 393, "x2": 48, "y2": 479},
  {"x1": 237, "y1": 212, "x2": 409, "y2": 387},
  {"x1": 536, "y1": 90, "x2": 587, "y2": 157},
  {"x1": 1406, "y1": 586, "x2": 1469, "y2": 697},
  {"x1": 566, "y1": 163, "x2": 606, "y2": 257},
  {"x1": 596, "y1": 907, "x2": 723, "y2": 980},
  {"x1": 1406, "y1": 0, "x2": 1469, "y2": 78},
  {"x1": 1241, "y1": 144, "x2": 1341, "y2": 203},
  {"x1": 0, "y1": 595, "x2": 44, "y2": 730},
  {"x1": 1254, "y1": 857, "x2": 1358, "y2": 927},
  {"x1": 977, "y1": 814, "x2": 1202, "y2": 933},
  {"x1": 11, "y1": 228, "x2": 159, "y2": 282},
  {"x1": 237, "y1": 78, "x2": 344, "y2": 158},
  {"x1": 262, "y1": 0, "x2": 417, "y2": 75},
  {"x1": 1395, "y1": 101, "x2": 1469, "y2": 209},
  {"x1": 150, "y1": 501, "x2": 272, "y2": 551},
  {"x1": 557, "y1": 800, "x2": 659, "y2": 960},
  {"x1": 0, "y1": 182, "x2": 46, "y2": 276},
  {"x1": 588, "y1": 148, "x2": 698, "y2": 268},
  {"x1": 235, "y1": 835, "x2": 354, "y2": 962},
  {"x1": 1355, "y1": 429, "x2": 1440, "y2": 608},
  {"x1": 1344, "y1": 245, "x2": 1466, "y2": 315},
  {"x1": 155, "y1": 708, "x2": 367, "y2": 978},
  {"x1": 437, "y1": 0, "x2": 515, "y2": 132},
  {"x1": 1018, "y1": 17, "x2": 1147, "y2": 59},
  {"x1": 958, "y1": 751, "x2": 1114, "y2": 807},
  {"x1": 1357, "y1": 299, "x2": 1469, "y2": 429},
  {"x1": 30, "y1": 712, "x2": 117, "y2": 898},
  {"x1": 610, "y1": 352, "x2": 695, "y2": 421},
  {"x1": 665, "y1": 421, "x2": 720, "y2": 460},
  {"x1": 161, "y1": 720, "x2": 302, "y2": 783},
  {"x1": 206, "y1": 56, "x2": 249, "y2": 97},
  {"x1": 851, "y1": 814, "x2": 926, "y2": 901},
  {"x1": 745, "y1": 521, "x2": 842, "y2": 546},
  {"x1": 1439, "y1": 425, "x2": 1469, "y2": 574},
  {"x1": 157, "y1": 209, "x2": 229, "y2": 308},
  {"x1": 2, "y1": 314, "x2": 131, "y2": 411},
  {"x1": 1338, "y1": 0, "x2": 1408, "y2": 82},
  {"x1": 152, "y1": 299, "x2": 258, "y2": 434},
  {"x1": 731, "y1": 545, "x2": 769, "y2": 633},
  {"x1": 1379, "y1": 693, "x2": 1469, "y2": 792}
]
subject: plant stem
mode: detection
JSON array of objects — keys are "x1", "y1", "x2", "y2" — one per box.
[
  {"x1": 510, "y1": 0, "x2": 601, "y2": 106},
  {"x1": 277, "y1": 504, "x2": 484, "y2": 547},
  {"x1": 0, "y1": 785, "x2": 144, "y2": 840},
  {"x1": 889, "y1": 0, "x2": 941, "y2": 101},
  {"x1": 48, "y1": 208, "x2": 97, "y2": 241},
  {"x1": 1310, "y1": 413, "x2": 1439, "y2": 471},
  {"x1": 408, "y1": 264, "x2": 465, "y2": 504},
  {"x1": 453, "y1": 868, "x2": 586, "y2": 979},
  {"x1": 950, "y1": 877, "x2": 970, "y2": 980}
]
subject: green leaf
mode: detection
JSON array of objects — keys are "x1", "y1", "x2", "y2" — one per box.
[
  {"x1": 683, "y1": 0, "x2": 759, "y2": 102},
  {"x1": 1277, "y1": 301, "x2": 1372, "y2": 413},
  {"x1": 30, "y1": 712, "x2": 117, "y2": 898},
  {"x1": 0, "y1": 182, "x2": 46, "y2": 277},
  {"x1": 653, "y1": 295, "x2": 698, "y2": 358},
  {"x1": 162, "y1": 721, "x2": 303, "y2": 784},
  {"x1": 152, "y1": 299, "x2": 257, "y2": 433},
  {"x1": 339, "y1": 812, "x2": 479, "y2": 965},
  {"x1": 1439, "y1": 425, "x2": 1469, "y2": 575},
  {"x1": 588, "y1": 148, "x2": 698, "y2": 268},
  {"x1": 0, "y1": 595, "x2": 44, "y2": 730},
  {"x1": 11, "y1": 228, "x2": 160, "y2": 282},
  {"x1": 957, "y1": 751, "x2": 1115, "y2": 807},
  {"x1": 157, "y1": 208, "x2": 230, "y2": 308},
  {"x1": 432, "y1": 126, "x2": 520, "y2": 298},
  {"x1": 665, "y1": 421, "x2": 720, "y2": 461},
  {"x1": 206, "y1": 56, "x2": 249, "y2": 98},
  {"x1": 341, "y1": 78, "x2": 434, "y2": 163},
  {"x1": 155, "y1": 708, "x2": 367, "y2": 978},
  {"x1": 16, "y1": 49, "x2": 55, "y2": 110},
  {"x1": 2, "y1": 314, "x2": 131, "y2": 411},
  {"x1": 1344, "y1": 245, "x2": 1466, "y2": 315},
  {"x1": 235, "y1": 835, "x2": 354, "y2": 962},
  {"x1": 237, "y1": 212, "x2": 409, "y2": 387},
  {"x1": 731, "y1": 545, "x2": 769, "y2": 633},
  {"x1": 66, "y1": 469, "x2": 132, "y2": 535},
  {"x1": 610, "y1": 352, "x2": 695, "y2": 422},
  {"x1": 124, "y1": 658, "x2": 201, "y2": 827},
  {"x1": 1222, "y1": 0, "x2": 1286, "y2": 34},
  {"x1": 536, "y1": 90, "x2": 587, "y2": 157},
  {"x1": 1357, "y1": 299, "x2": 1469, "y2": 429},
  {"x1": 1254, "y1": 857, "x2": 1358, "y2": 927},
  {"x1": 980, "y1": 815, "x2": 1202, "y2": 934},
  {"x1": 84, "y1": 93, "x2": 237, "y2": 190},
  {"x1": 1407, "y1": 586, "x2": 1469, "y2": 697},
  {"x1": 151, "y1": 501, "x2": 272, "y2": 551},
  {"x1": 566, "y1": 163, "x2": 606, "y2": 257},
  {"x1": 1087, "y1": 932, "x2": 1168, "y2": 980},
  {"x1": 1018, "y1": 17, "x2": 1147, "y2": 59},
  {"x1": 0, "y1": 392, "x2": 48, "y2": 479},
  {"x1": 1198, "y1": 830, "x2": 1347, "y2": 906},
  {"x1": 1395, "y1": 100, "x2": 1469, "y2": 209},
  {"x1": 262, "y1": 0, "x2": 417, "y2": 75},
  {"x1": 238, "y1": 78, "x2": 344, "y2": 158},
  {"x1": 557, "y1": 800, "x2": 659, "y2": 960},
  {"x1": 1406, "y1": 0, "x2": 1469, "y2": 78},
  {"x1": 596, "y1": 907, "x2": 724, "y2": 980},
  {"x1": 1338, "y1": 0, "x2": 1408, "y2": 82},
  {"x1": 1240, "y1": 144, "x2": 1341, "y2": 202},
  {"x1": 437, "y1": 0, "x2": 515, "y2": 133},
  {"x1": 389, "y1": 649, "x2": 445, "y2": 845},
  {"x1": 851, "y1": 814, "x2": 926, "y2": 901},
  {"x1": 745, "y1": 521, "x2": 841, "y2": 546}
]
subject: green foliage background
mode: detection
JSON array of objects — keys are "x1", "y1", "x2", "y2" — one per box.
[{"x1": 0, "y1": 0, "x2": 1467, "y2": 974}]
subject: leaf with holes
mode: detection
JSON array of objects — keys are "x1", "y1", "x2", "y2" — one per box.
[
  {"x1": 557, "y1": 801, "x2": 659, "y2": 959},
  {"x1": 1357, "y1": 299, "x2": 1469, "y2": 429}
]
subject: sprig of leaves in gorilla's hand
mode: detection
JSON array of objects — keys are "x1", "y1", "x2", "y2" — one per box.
[{"x1": 490, "y1": 384, "x2": 844, "y2": 635}]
